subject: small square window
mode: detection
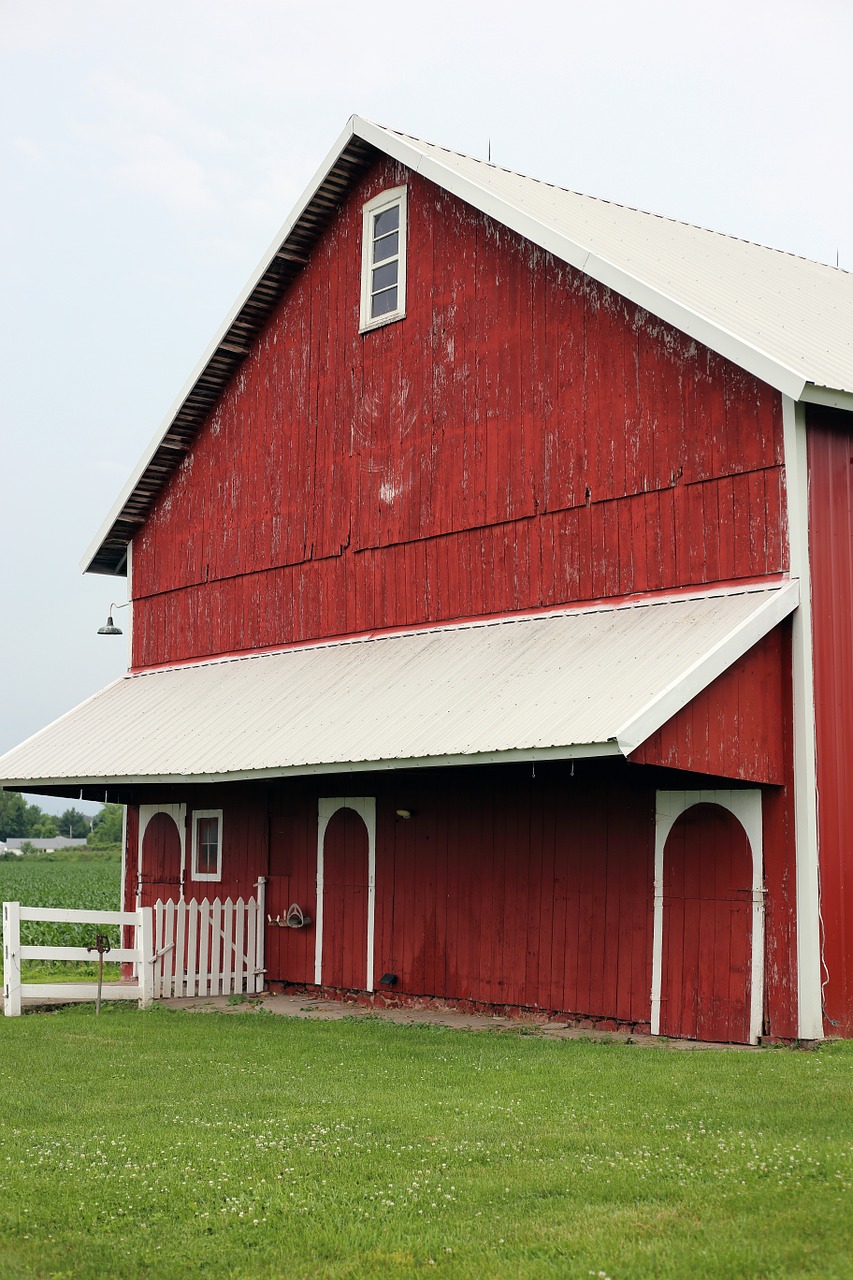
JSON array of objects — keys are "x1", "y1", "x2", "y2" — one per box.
[
  {"x1": 360, "y1": 186, "x2": 407, "y2": 332},
  {"x1": 191, "y1": 809, "x2": 223, "y2": 882}
]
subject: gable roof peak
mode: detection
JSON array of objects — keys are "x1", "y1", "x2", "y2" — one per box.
[{"x1": 83, "y1": 114, "x2": 853, "y2": 577}]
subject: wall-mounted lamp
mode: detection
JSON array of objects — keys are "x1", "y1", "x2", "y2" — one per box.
[
  {"x1": 97, "y1": 601, "x2": 131, "y2": 636},
  {"x1": 395, "y1": 808, "x2": 413, "y2": 820}
]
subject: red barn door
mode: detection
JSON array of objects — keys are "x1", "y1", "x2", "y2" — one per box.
[
  {"x1": 660, "y1": 803, "x2": 753, "y2": 1043},
  {"x1": 321, "y1": 807, "x2": 370, "y2": 991},
  {"x1": 140, "y1": 811, "x2": 182, "y2": 906}
]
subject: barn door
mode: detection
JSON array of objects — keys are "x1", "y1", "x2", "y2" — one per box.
[
  {"x1": 652, "y1": 791, "x2": 763, "y2": 1045},
  {"x1": 138, "y1": 805, "x2": 186, "y2": 906},
  {"x1": 315, "y1": 798, "x2": 376, "y2": 992}
]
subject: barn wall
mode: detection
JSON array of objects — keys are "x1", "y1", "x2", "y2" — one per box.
[
  {"x1": 127, "y1": 763, "x2": 798, "y2": 1035},
  {"x1": 130, "y1": 156, "x2": 786, "y2": 669},
  {"x1": 807, "y1": 406, "x2": 853, "y2": 1035},
  {"x1": 629, "y1": 626, "x2": 788, "y2": 784}
]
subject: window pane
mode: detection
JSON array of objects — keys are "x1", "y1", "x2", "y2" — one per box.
[
  {"x1": 373, "y1": 205, "x2": 399, "y2": 238},
  {"x1": 373, "y1": 230, "x2": 398, "y2": 262},
  {"x1": 372, "y1": 260, "x2": 398, "y2": 292},
  {"x1": 197, "y1": 816, "x2": 219, "y2": 874},
  {"x1": 371, "y1": 287, "x2": 398, "y2": 318}
]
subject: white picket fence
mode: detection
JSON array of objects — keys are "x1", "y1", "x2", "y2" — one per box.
[
  {"x1": 3, "y1": 883, "x2": 266, "y2": 1015},
  {"x1": 3, "y1": 903, "x2": 152, "y2": 1016},
  {"x1": 150, "y1": 888, "x2": 266, "y2": 998}
]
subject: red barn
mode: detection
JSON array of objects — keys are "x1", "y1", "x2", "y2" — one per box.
[{"x1": 3, "y1": 117, "x2": 853, "y2": 1043}]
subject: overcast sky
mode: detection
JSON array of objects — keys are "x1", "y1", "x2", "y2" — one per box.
[{"x1": 2, "y1": 0, "x2": 852, "y2": 812}]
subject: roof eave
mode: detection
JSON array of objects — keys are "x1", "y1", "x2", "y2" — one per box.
[
  {"x1": 81, "y1": 115, "x2": 375, "y2": 577},
  {"x1": 1, "y1": 741, "x2": 621, "y2": 792}
]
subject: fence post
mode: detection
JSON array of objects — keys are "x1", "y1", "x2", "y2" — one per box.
[
  {"x1": 138, "y1": 907, "x2": 154, "y2": 1008},
  {"x1": 254, "y1": 877, "x2": 267, "y2": 994},
  {"x1": 3, "y1": 901, "x2": 22, "y2": 1017}
]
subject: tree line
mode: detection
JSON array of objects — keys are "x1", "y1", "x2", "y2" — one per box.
[{"x1": 0, "y1": 791, "x2": 123, "y2": 846}]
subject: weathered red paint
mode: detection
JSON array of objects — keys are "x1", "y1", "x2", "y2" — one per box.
[
  {"x1": 807, "y1": 407, "x2": 853, "y2": 1035},
  {"x1": 659, "y1": 803, "x2": 753, "y2": 1042},
  {"x1": 630, "y1": 627, "x2": 788, "y2": 784},
  {"x1": 130, "y1": 157, "x2": 786, "y2": 670}
]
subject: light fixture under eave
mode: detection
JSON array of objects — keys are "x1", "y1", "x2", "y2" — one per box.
[{"x1": 97, "y1": 601, "x2": 130, "y2": 636}]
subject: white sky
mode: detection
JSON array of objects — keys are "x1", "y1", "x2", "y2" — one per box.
[{"x1": 2, "y1": 0, "x2": 852, "y2": 812}]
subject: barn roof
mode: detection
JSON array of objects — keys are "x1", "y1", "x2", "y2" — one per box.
[
  {"x1": 83, "y1": 116, "x2": 853, "y2": 576},
  {"x1": 0, "y1": 582, "x2": 797, "y2": 790}
]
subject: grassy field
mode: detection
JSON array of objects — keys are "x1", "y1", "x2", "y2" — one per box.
[
  {"x1": 0, "y1": 1006, "x2": 850, "y2": 1280},
  {"x1": 0, "y1": 848, "x2": 122, "y2": 981}
]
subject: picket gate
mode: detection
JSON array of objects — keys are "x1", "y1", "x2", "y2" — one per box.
[
  {"x1": 3, "y1": 880, "x2": 266, "y2": 1013},
  {"x1": 150, "y1": 884, "x2": 266, "y2": 999}
]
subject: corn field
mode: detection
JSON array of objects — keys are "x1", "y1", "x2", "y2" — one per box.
[{"x1": 0, "y1": 857, "x2": 121, "y2": 954}]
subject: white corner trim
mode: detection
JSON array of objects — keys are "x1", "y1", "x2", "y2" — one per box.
[
  {"x1": 138, "y1": 804, "x2": 187, "y2": 899},
  {"x1": 651, "y1": 790, "x2": 764, "y2": 1044},
  {"x1": 781, "y1": 394, "x2": 823, "y2": 1039},
  {"x1": 314, "y1": 797, "x2": 377, "y2": 992},
  {"x1": 615, "y1": 580, "x2": 800, "y2": 756}
]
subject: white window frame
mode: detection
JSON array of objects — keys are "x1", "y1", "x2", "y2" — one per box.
[
  {"x1": 191, "y1": 809, "x2": 223, "y2": 882},
  {"x1": 360, "y1": 186, "x2": 407, "y2": 332}
]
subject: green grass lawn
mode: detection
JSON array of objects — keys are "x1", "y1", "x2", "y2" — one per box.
[{"x1": 0, "y1": 1007, "x2": 850, "y2": 1279}]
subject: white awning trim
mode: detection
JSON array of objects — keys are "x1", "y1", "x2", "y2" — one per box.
[{"x1": 0, "y1": 582, "x2": 798, "y2": 789}]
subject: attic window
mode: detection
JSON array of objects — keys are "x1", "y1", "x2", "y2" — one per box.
[{"x1": 360, "y1": 186, "x2": 407, "y2": 331}]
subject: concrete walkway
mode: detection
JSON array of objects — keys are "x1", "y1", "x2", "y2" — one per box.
[{"x1": 160, "y1": 989, "x2": 761, "y2": 1050}]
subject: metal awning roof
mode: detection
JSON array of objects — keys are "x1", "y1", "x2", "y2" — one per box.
[
  {"x1": 0, "y1": 582, "x2": 797, "y2": 790},
  {"x1": 84, "y1": 116, "x2": 853, "y2": 576}
]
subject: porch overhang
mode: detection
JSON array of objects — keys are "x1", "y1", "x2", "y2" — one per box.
[{"x1": 0, "y1": 581, "x2": 798, "y2": 792}]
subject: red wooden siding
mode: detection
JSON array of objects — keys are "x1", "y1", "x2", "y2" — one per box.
[
  {"x1": 126, "y1": 755, "x2": 801, "y2": 1035},
  {"x1": 807, "y1": 407, "x2": 853, "y2": 1035},
  {"x1": 630, "y1": 626, "x2": 788, "y2": 784},
  {"x1": 373, "y1": 777, "x2": 655, "y2": 1022},
  {"x1": 130, "y1": 157, "x2": 786, "y2": 669},
  {"x1": 659, "y1": 803, "x2": 753, "y2": 1042}
]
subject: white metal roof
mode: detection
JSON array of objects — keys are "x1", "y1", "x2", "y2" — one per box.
[
  {"x1": 83, "y1": 116, "x2": 853, "y2": 576},
  {"x1": 0, "y1": 582, "x2": 797, "y2": 789},
  {"x1": 365, "y1": 120, "x2": 853, "y2": 403}
]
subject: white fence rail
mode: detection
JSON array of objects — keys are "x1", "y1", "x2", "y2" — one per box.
[
  {"x1": 3, "y1": 903, "x2": 152, "y2": 1016},
  {"x1": 150, "y1": 887, "x2": 266, "y2": 998},
  {"x1": 3, "y1": 883, "x2": 266, "y2": 1014}
]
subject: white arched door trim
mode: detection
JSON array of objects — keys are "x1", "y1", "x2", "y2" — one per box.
[
  {"x1": 314, "y1": 797, "x2": 376, "y2": 992},
  {"x1": 137, "y1": 804, "x2": 187, "y2": 903},
  {"x1": 651, "y1": 789, "x2": 764, "y2": 1044}
]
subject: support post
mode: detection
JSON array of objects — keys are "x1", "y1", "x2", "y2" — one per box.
[
  {"x1": 138, "y1": 907, "x2": 154, "y2": 1008},
  {"x1": 254, "y1": 877, "x2": 267, "y2": 994},
  {"x1": 3, "y1": 901, "x2": 22, "y2": 1017}
]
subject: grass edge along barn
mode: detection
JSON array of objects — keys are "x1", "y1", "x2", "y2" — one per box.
[{"x1": 3, "y1": 117, "x2": 853, "y2": 1044}]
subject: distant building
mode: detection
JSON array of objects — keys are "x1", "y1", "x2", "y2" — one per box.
[{"x1": 4, "y1": 837, "x2": 88, "y2": 854}]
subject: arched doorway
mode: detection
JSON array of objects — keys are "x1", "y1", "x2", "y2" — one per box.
[
  {"x1": 139, "y1": 810, "x2": 183, "y2": 906},
  {"x1": 653, "y1": 791, "x2": 762, "y2": 1044},
  {"x1": 316, "y1": 798, "x2": 375, "y2": 992}
]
